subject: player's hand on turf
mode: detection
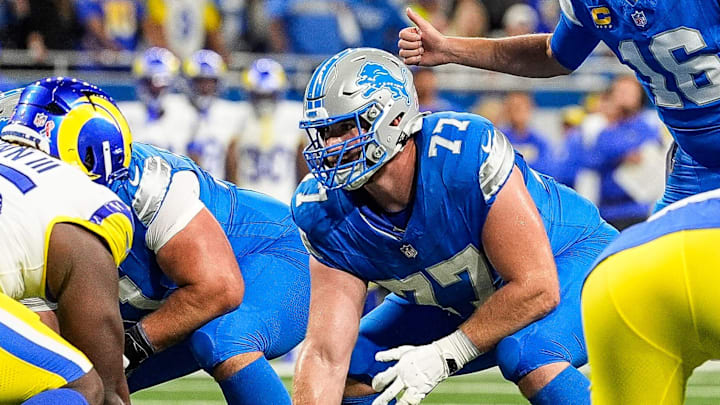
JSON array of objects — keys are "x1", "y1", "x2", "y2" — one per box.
[
  {"x1": 398, "y1": 8, "x2": 448, "y2": 67},
  {"x1": 371, "y1": 344, "x2": 450, "y2": 405}
]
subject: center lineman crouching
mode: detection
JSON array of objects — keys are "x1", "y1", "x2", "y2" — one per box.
[
  {"x1": 291, "y1": 48, "x2": 617, "y2": 405},
  {"x1": 1, "y1": 78, "x2": 310, "y2": 405}
]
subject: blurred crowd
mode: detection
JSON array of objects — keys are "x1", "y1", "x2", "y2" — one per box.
[
  {"x1": 492, "y1": 75, "x2": 668, "y2": 230},
  {"x1": 0, "y1": 0, "x2": 559, "y2": 60},
  {"x1": 0, "y1": 0, "x2": 669, "y2": 229},
  {"x1": 416, "y1": 65, "x2": 668, "y2": 229}
]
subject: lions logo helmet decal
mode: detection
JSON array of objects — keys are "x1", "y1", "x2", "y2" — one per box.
[{"x1": 356, "y1": 62, "x2": 411, "y2": 105}]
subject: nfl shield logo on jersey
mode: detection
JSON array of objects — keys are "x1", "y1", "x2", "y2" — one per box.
[
  {"x1": 400, "y1": 244, "x2": 418, "y2": 259},
  {"x1": 631, "y1": 10, "x2": 647, "y2": 28}
]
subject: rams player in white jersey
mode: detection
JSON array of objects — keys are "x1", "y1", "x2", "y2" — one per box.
[
  {"x1": 0, "y1": 86, "x2": 135, "y2": 404},
  {"x1": 183, "y1": 49, "x2": 245, "y2": 180},
  {"x1": 119, "y1": 47, "x2": 195, "y2": 154},
  {"x1": 226, "y1": 58, "x2": 307, "y2": 204}
]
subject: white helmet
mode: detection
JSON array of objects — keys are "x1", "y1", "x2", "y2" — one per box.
[{"x1": 300, "y1": 48, "x2": 422, "y2": 190}]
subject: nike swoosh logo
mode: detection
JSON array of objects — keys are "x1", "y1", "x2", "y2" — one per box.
[
  {"x1": 481, "y1": 130, "x2": 493, "y2": 153},
  {"x1": 128, "y1": 166, "x2": 140, "y2": 186}
]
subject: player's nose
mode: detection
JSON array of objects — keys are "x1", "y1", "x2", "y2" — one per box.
[
  {"x1": 326, "y1": 128, "x2": 356, "y2": 146},
  {"x1": 324, "y1": 134, "x2": 344, "y2": 148}
]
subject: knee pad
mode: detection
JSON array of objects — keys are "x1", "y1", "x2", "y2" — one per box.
[
  {"x1": 189, "y1": 327, "x2": 264, "y2": 371},
  {"x1": 189, "y1": 329, "x2": 218, "y2": 371},
  {"x1": 496, "y1": 333, "x2": 585, "y2": 383},
  {"x1": 496, "y1": 336, "x2": 523, "y2": 382}
]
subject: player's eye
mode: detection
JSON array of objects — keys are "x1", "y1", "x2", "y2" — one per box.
[
  {"x1": 340, "y1": 122, "x2": 355, "y2": 132},
  {"x1": 317, "y1": 126, "x2": 330, "y2": 140}
]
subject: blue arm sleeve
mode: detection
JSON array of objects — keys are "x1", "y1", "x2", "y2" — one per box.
[{"x1": 550, "y1": 14, "x2": 600, "y2": 71}]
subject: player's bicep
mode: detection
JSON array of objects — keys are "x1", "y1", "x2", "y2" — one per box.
[
  {"x1": 46, "y1": 223, "x2": 119, "y2": 301},
  {"x1": 155, "y1": 207, "x2": 241, "y2": 289},
  {"x1": 481, "y1": 168, "x2": 556, "y2": 286},
  {"x1": 46, "y1": 223, "x2": 125, "y2": 377},
  {"x1": 305, "y1": 256, "x2": 367, "y2": 364}
]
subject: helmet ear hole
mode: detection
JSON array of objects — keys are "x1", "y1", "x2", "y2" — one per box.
[
  {"x1": 83, "y1": 146, "x2": 95, "y2": 171},
  {"x1": 45, "y1": 102, "x2": 65, "y2": 115}
]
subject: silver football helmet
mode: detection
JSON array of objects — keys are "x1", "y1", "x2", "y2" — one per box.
[{"x1": 300, "y1": 48, "x2": 422, "y2": 190}]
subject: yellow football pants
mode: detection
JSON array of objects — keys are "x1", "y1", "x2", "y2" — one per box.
[
  {"x1": 582, "y1": 228, "x2": 720, "y2": 405},
  {"x1": 0, "y1": 293, "x2": 92, "y2": 403}
]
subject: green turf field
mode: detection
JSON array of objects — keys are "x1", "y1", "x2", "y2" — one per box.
[{"x1": 130, "y1": 366, "x2": 720, "y2": 404}]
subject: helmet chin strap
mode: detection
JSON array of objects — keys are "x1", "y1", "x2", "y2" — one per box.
[
  {"x1": 343, "y1": 112, "x2": 425, "y2": 192},
  {"x1": 0, "y1": 123, "x2": 51, "y2": 154}
]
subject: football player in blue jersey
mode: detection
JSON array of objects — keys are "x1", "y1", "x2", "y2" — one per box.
[
  {"x1": 399, "y1": 4, "x2": 720, "y2": 211},
  {"x1": 291, "y1": 48, "x2": 617, "y2": 405},
  {"x1": 0, "y1": 78, "x2": 311, "y2": 405}
]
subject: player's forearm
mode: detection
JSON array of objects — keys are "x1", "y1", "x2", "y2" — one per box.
[
  {"x1": 293, "y1": 343, "x2": 351, "y2": 404},
  {"x1": 141, "y1": 283, "x2": 242, "y2": 351},
  {"x1": 459, "y1": 279, "x2": 559, "y2": 352},
  {"x1": 59, "y1": 305, "x2": 130, "y2": 404},
  {"x1": 445, "y1": 34, "x2": 570, "y2": 78},
  {"x1": 96, "y1": 313, "x2": 131, "y2": 405}
]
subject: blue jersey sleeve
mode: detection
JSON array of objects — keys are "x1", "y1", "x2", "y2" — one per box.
[
  {"x1": 114, "y1": 143, "x2": 202, "y2": 229},
  {"x1": 550, "y1": 0, "x2": 600, "y2": 70}
]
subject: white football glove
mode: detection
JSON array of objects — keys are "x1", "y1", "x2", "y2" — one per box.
[
  {"x1": 371, "y1": 344, "x2": 448, "y2": 405},
  {"x1": 371, "y1": 330, "x2": 482, "y2": 405}
]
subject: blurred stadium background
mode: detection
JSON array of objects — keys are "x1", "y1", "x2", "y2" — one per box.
[
  {"x1": 0, "y1": 0, "x2": 673, "y2": 232},
  {"x1": 2, "y1": 0, "x2": 712, "y2": 403}
]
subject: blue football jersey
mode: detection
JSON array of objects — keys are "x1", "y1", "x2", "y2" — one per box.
[
  {"x1": 551, "y1": 0, "x2": 720, "y2": 166},
  {"x1": 113, "y1": 143, "x2": 294, "y2": 322},
  {"x1": 292, "y1": 112, "x2": 605, "y2": 318}
]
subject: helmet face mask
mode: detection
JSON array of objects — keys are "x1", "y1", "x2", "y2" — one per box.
[
  {"x1": 300, "y1": 48, "x2": 421, "y2": 191},
  {"x1": 302, "y1": 101, "x2": 391, "y2": 190},
  {"x1": 0, "y1": 77, "x2": 132, "y2": 186}
]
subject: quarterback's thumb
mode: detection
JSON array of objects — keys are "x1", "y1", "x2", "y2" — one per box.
[
  {"x1": 375, "y1": 345, "x2": 414, "y2": 362},
  {"x1": 406, "y1": 8, "x2": 435, "y2": 34}
]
